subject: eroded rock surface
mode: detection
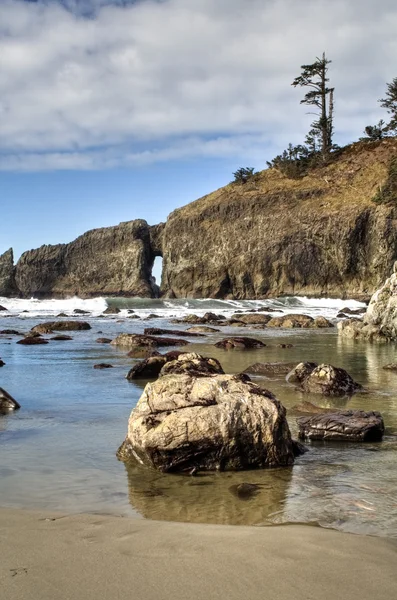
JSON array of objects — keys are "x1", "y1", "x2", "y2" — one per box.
[
  {"x1": 118, "y1": 373, "x2": 298, "y2": 472},
  {"x1": 297, "y1": 410, "x2": 384, "y2": 442},
  {"x1": 244, "y1": 362, "x2": 297, "y2": 377},
  {"x1": 214, "y1": 337, "x2": 266, "y2": 350},
  {"x1": 291, "y1": 362, "x2": 362, "y2": 396},
  {"x1": 111, "y1": 334, "x2": 189, "y2": 349},
  {"x1": 31, "y1": 321, "x2": 91, "y2": 332},
  {"x1": 159, "y1": 353, "x2": 224, "y2": 378}
]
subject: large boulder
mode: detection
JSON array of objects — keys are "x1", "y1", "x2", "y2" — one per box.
[
  {"x1": 267, "y1": 314, "x2": 314, "y2": 328},
  {"x1": 297, "y1": 410, "x2": 384, "y2": 442},
  {"x1": 0, "y1": 387, "x2": 21, "y2": 413},
  {"x1": 118, "y1": 373, "x2": 299, "y2": 472},
  {"x1": 31, "y1": 321, "x2": 91, "y2": 332},
  {"x1": 290, "y1": 362, "x2": 362, "y2": 396},
  {"x1": 338, "y1": 262, "x2": 397, "y2": 342}
]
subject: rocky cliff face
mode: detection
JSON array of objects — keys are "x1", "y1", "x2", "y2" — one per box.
[
  {"x1": 0, "y1": 248, "x2": 17, "y2": 297},
  {"x1": 15, "y1": 220, "x2": 158, "y2": 298},
  {"x1": 160, "y1": 140, "x2": 397, "y2": 300}
]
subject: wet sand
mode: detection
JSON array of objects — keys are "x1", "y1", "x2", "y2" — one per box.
[{"x1": 1, "y1": 508, "x2": 396, "y2": 600}]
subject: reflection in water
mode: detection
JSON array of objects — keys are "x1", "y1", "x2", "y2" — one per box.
[{"x1": 124, "y1": 460, "x2": 293, "y2": 526}]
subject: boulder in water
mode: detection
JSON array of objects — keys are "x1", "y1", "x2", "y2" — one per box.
[
  {"x1": 291, "y1": 362, "x2": 362, "y2": 396},
  {"x1": 244, "y1": 362, "x2": 297, "y2": 377},
  {"x1": 31, "y1": 321, "x2": 91, "y2": 332},
  {"x1": 117, "y1": 373, "x2": 300, "y2": 472},
  {"x1": 111, "y1": 333, "x2": 189, "y2": 349},
  {"x1": 297, "y1": 410, "x2": 384, "y2": 442},
  {"x1": 159, "y1": 353, "x2": 224, "y2": 378},
  {"x1": 214, "y1": 337, "x2": 266, "y2": 350},
  {"x1": 0, "y1": 387, "x2": 20, "y2": 412}
]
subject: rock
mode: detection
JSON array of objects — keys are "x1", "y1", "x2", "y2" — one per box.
[
  {"x1": 14, "y1": 220, "x2": 159, "y2": 299},
  {"x1": 29, "y1": 324, "x2": 54, "y2": 334},
  {"x1": 0, "y1": 387, "x2": 20, "y2": 412},
  {"x1": 382, "y1": 363, "x2": 397, "y2": 371},
  {"x1": 297, "y1": 410, "x2": 384, "y2": 442},
  {"x1": 214, "y1": 337, "x2": 266, "y2": 350},
  {"x1": 203, "y1": 312, "x2": 226, "y2": 321},
  {"x1": 127, "y1": 309, "x2": 135, "y2": 314},
  {"x1": 117, "y1": 373, "x2": 299, "y2": 471},
  {"x1": 277, "y1": 343, "x2": 294, "y2": 348},
  {"x1": 24, "y1": 331, "x2": 42, "y2": 338},
  {"x1": 103, "y1": 307, "x2": 121, "y2": 315},
  {"x1": 51, "y1": 335, "x2": 73, "y2": 341},
  {"x1": 128, "y1": 315, "x2": 140, "y2": 319},
  {"x1": 111, "y1": 334, "x2": 189, "y2": 349},
  {"x1": 159, "y1": 353, "x2": 224, "y2": 378},
  {"x1": 0, "y1": 305, "x2": 8, "y2": 311},
  {"x1": 73, "y1": 309, "x2": 90, "y2": 315},
  {"x1": 313, "y1": 316, "x2": 334, "y2": 328},
  {"x1": 243, "y1": 362, "x2": 297, "y2": 376},
  {"x1": 291, "y1": 362, "x2": 362, "y2": 396},
  {"x1": 289, "y1": 362, "x2": 319, "y2": 384},
  {"x1": 290, "y1": 401, "x2": 338, "y2": 414},
  {"x1": 267, "y1": 314, "x2": 314, "y2": 328},
  {"x1": 230, "y1": 314, "x2": 271, "y2": 325},
  {"x1": 96, "y1": 337, "x2": 112, "y2": 344},
  {"x1": 229, "y1": 483, "x2": 261, "y2": 500},
  {"x1": 0, "y1": 249, "x2": 18, "y2": 297},
  {"x1": 145, "y1": 313, "x2": 160, "y2": 319},
  {"x1": 94, "y1": 363, "x2": 114, "y2": 369},
  {"x1": 126, "y1": 356, "x2": 170, "y2": 380},
  {"x1": 17, "y1": 337, "x2": 49, "y2": 345},
  {"x1": 0, "y1": 359, "x2": 5, "y2": 367},
  {"x1": 172, "y1": 313, "x2": 225, "y2": 325},
  {"x1": 143, "y1": 328, "x2": 205, "y2": 338},
  {"x1": 31, "y1": 321, "x2": 91, "y2": 332},
  {"x1": 57, "y1": 312, "x2": 68, "y2": 317},
  {"x1": 0, "y1": 330, "x2": 21, "y2": 335},
  {"x1": 186, "y1": 326, "x2": 219, "y2": 333}
]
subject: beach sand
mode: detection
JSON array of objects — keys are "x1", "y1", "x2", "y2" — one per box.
[{"x1": 0, "y1": 508, "x2": 396, "y2": 600}]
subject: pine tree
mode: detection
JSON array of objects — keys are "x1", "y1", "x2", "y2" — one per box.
[
  {"x1": 379, "y1": 78, "x2": 397, "y2": 133},
  {"x1": 292, "y1": 53, "x2": 335, "y2": 159}
]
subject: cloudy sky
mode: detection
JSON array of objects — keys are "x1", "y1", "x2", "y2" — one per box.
[{"x1": 1, "y1": 0, "x2": 396, "y2": 273}]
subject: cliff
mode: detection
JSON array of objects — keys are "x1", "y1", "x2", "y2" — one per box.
[
  {"x1": 160, "y1": 139, "x2": 397, "y2": 300},
  {"x1": 15, "y1": 220, "x2": 158, "y2": 299},
  {"x1": 0, "y1": 249, "x2": 17, "y2": 297}
]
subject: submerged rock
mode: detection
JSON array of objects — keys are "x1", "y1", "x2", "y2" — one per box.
[
  {"x1": 297, "y1": 410, "x2": 384, "y2": 442},
  {"x1": 214, "y1": 337, "x2": 266, "y2": 350},
  {"x1": 118, "y1": 373, "x2": 299, "y2": 472},
  {"x1": 17, "y1": 337, "x2": 49, "y2": 345},
  {"x1": 186, "y1": 326, "x2": 219, "y2": 333},
  {"x1": 291, "y1": 362, "x2": 362, "y2": 396},
  {"x1": 290, "y1": 401, "x2": 338, "y2": 414},
  {"x1": 244, "y1": 362, "x2": 297, "y2": 377},
  {"x1": 382, "y1": 363, "x2": 397, "y2": 371},
  {"x1": 94, "y1": 363, "x2": 113, "y2": 369},
  {"x1": 144, "y1": 327, "x2": 205, "y2": 338},
  {"x1": 0, "y1": 387, "x2": 20, "y2": 413},
  {"x1": 96, "y1": 337, "x2": 112, "y2": 344},
  {"x1": 51, "y1": 335, "x2": 73, "y2": 341}
]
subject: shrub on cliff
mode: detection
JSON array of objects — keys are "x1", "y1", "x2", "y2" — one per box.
[
  {"x1": 266, "y1": 143, "x2": 311, "y2": 179},
  {"x1": 232, "y1": 167, "x2": 257, "y2": 184}
]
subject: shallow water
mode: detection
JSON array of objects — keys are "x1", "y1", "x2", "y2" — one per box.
[{"x1": 1, "y1": 297, "x2": 397, "y2": 537}]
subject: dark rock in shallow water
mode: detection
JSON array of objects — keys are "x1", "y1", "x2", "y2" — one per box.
[
  {"x1": 382, "y1": 363, "x2": 397, "y2": 371},
  {"x1": 96, "y1": 337, "x2": 112, "y2": 344},
  {"x1": 118, "y1": 373, "x2": 298, "y2": 472},
  {"x1": 56, "y1": 313, "x2": 68, "y2": 317},
  {"x1": 94, "y1": 363, "x2": 114, "y2": 369},
  {"x1": 0, "y1": 330, "x2": 21, "y2": 335},
  {"x1": 73, "y1": 309, "x2": 90, "y2": 315},
  {"x1": 127, "y1": 348, "x2": 161, "y2": 359},
  {"x1": 214, "y1": 337, "x2": 266, "y2": 350},
  {"x1": 31, "y1": 321, "x2": 91, "y2": 332},
  {"x1": 0, "y1": 359, "x2": 5, "y2": 367},
  {"x1": 51, "y1": 335, "x2": 73, "y2": 341},
  {"x1": 186, "y1": 326, "x2": 219, "y2": 333},
  {"x1": 0, "y1": 387, "x2": 20, "y2": 412},
  {"x1": 111, "y1": 333, "x2": 189, "y2": 349},
  {"x1": 144, "y1": 327, "x2": 205, "y2": 338},
  {"x1": 159, "y1": 353, "x2": 225, "y2": 378},
  {"x1": 126, "y1": 355, "x2": 170, "y2": 380},
  {"x1": 0, "y1": 305, "x2": 8, "y2": 312},
  {"x1": 17, "y1": 337, "x2": 49, "y2": 345},
  {"x1": 244, "y1": 362, "x2": 297, "y2": 377},
  {"x1": 103, "y1": 307, "x2": 121, "y2": 315},
  {"x1": 230, "y1": 313, "x2": 271, "y2": 325},
  {"x1": 229, "y1": 483, "x2": 261, "y2": 501},
  {"x1": 297, "y1": 410, "x2": 384, "y2": 442},
  {"x1": 291, "y1": 362, "x2": 362, "y2": 397}
]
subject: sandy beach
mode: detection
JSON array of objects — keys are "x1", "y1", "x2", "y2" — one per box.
[{"x1": 1, "y1": 508, "x2": 396, "y2": 600}]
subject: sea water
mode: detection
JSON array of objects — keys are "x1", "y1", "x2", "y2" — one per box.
[{"x1": 1, "y1": 295, "x2": 396, "y2": 537}]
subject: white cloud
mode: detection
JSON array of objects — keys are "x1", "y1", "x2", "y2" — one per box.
[{"x1": 0, "y1": 0, "x2": 396, "y2": 171}]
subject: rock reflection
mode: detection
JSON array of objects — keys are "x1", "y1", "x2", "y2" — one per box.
[{"x1": 123, "y1": 460, "x2": 293, "y2": 526}]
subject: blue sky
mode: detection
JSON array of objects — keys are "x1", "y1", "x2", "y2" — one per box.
[{"x1": 1, "y1": 0, "x2": 397, "y2": 281}]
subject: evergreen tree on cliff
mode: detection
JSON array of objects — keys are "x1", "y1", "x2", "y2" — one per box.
[
  {"x1": 379, "y1": 78, "x2": 397, "y2": 133},
  {"x1": 292, "y1": 53, "x2": 334, "y2": 160}
]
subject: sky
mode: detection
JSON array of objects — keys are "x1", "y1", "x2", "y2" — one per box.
[{"x1": 1, "y1": 0, "x2": 397, "y2": 280}]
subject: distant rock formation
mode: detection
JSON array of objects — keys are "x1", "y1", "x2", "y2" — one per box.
[
  {"x1": 14, "y1": 220, "x2": 159, "y2": 299},
  {"x1": 0, "y1": 249, "x2": 17, "y2": 297}
]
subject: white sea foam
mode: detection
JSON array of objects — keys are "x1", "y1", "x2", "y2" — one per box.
[{"x1": 0, "y1": 296, "x2": 107, "y2": 317}]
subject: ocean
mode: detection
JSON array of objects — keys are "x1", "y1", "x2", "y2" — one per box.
[{"x1": 1, "y1": 295, "x2": 397, "y2": 537}]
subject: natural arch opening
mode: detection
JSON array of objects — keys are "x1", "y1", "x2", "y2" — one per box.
[{"x1": 151, "y1": 255, "x2": 163, "y2": 288}]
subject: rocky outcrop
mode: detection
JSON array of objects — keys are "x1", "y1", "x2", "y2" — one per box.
[
  {"x1": 14, "y1": 220, "x2": 158, "y2": 298},
  {"x1": 338, "y1": 261, "x2": 397, "y2": 342},
  {"x1": 0, "y1": 249, "x2": 17, "y2": 297},
  {"x1": 160, "y1": 140, "x2": 397, "y2": 299},
  {"x1": 118, "y1": 373, "x2": 299, "y2": 472},
  {"x1": 297, "y1": 410, "x2": 384, "y2": 442},
  {"x1": 290, "y1": 362, "x2": 362, "y2": 396}
]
